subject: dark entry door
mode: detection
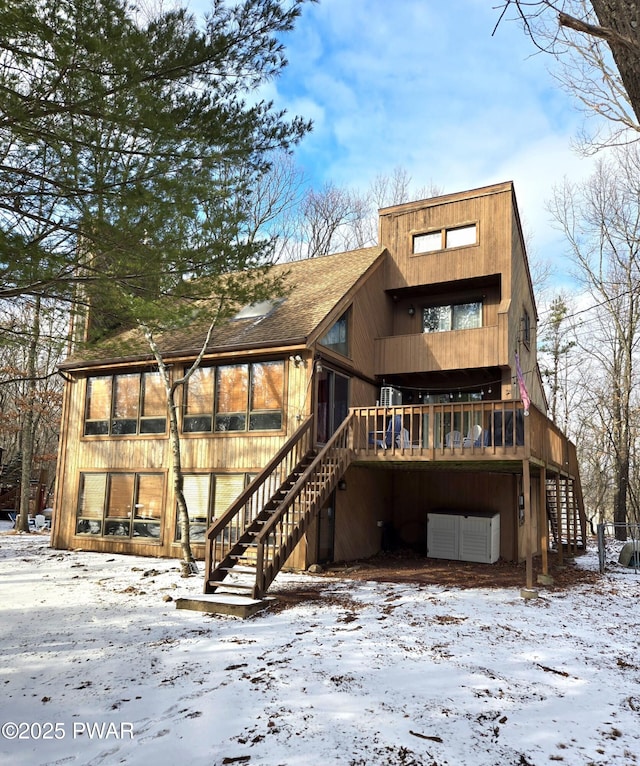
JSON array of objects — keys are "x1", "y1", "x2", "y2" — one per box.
[{"x1": 316, "y1": 368, "x2": 349, "y2": 444}]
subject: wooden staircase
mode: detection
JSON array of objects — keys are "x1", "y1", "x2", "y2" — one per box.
[
  {"x1": 203, "y1": 413, "x2": 354, "y2": 601},
  {"x1": 546, "y1": 475, "x2": 587, "y2": 553}
]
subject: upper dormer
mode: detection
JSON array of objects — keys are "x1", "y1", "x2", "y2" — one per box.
[{"x1": 378, "y1": 181, "x2": 520, "y2": 294}]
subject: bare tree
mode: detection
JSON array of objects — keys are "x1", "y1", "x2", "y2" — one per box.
[
  {"x1": 494, "y1": 1, "x2": 640, "y2": 147},
  {"x1": 280, "y1": 183, "x2": 370, "y2": 260},
  {"x1": 574, "y1": 386, "x2": 614, "y2": 528},
  {"x1": 548, "y1": 143, "x2": 640, "y2": 538},
  {"x1": 0, "y1": 297, "x2": 65, "y2": 528},
  {"x1": 278, "y1": 168, "x2": 444, "y2": 262}
]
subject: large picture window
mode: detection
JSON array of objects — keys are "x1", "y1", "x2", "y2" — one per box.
[
  {"x1": 423, "y1": 302, "x2": 482, "y2": 333},
  {"x1": 84, "y1": 371, "x2": 166, "y2": 436},
  {"x1": 175, "y1": 473, "x2": 251, "y2": 542},
  {"x1": 76, "y1": 472, "x2": 164, "y2": 540},
  {"x1": 183, "y1": 361, "x2": 284, "y2": 433}
]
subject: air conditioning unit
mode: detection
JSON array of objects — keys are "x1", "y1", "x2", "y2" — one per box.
[{"x1": 380, "y1": 386, "x2": 402, "y2": 407}]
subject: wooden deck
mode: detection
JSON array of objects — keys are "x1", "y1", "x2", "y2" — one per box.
[{"x1": 350, "y1": 401, "x2": 579, "y2": 478}]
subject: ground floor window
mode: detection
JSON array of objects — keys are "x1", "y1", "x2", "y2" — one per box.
[
  {"x1": 175, "y1": 473, "x2": 252, "y2": 542},
  {"x1": 76, "y1": 472, "x2": 164, "y2": 540}
]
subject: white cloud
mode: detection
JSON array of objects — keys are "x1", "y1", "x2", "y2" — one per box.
[
  {"x1": 274, "y1": 2, "x2": 586, "y2": 183},
  {"x1": 262, "y1": 0, "x2": 609, "y2": 293}
]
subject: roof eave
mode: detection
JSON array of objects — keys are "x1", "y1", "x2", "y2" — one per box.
[{"x1": 59, "y1": 336, "x2": 310, "y2": 373}]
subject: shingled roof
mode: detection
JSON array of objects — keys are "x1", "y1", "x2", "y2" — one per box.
[{"x1": 62, "y1": 245, "x2": 386, "y2": 369}]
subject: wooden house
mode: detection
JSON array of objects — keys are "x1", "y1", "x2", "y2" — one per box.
[{"x1": 52, "y1": 181, "x2": 586, "y2": 598}]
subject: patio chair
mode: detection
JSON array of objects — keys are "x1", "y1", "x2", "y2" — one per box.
[
  {"x1": 463, "y1": 424, "x2": 484, "y2": 447},
  {"x1": 445, "y1": 430, "x2": 462, "y2": 447},
  {"x1": 369, "y1": 415, "x2": 410, "y2": 449}
]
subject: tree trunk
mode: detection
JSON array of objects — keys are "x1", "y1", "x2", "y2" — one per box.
[
  {"x1": 16, "y1": 297, "x2": 41, "y2": 532},
  {"x1": 590, "y1": 0, "x2": 640, "y2": 125},
  {"x1": 144, "y1": 329, "x2": 197, "y2": 576},
  {"x1": 613, "y1": 456, "x2": 630, "y2": 540},
  {"x1": 613, "y1": 324, "x2": 634, "y2": 541},
  {"x1": 168, "y1": 388, "x2": 197, "y2": 575}
]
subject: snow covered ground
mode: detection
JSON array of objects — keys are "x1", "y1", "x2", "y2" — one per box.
[{"x1": 0, "y1": 522, "x2": 638, "y2": 766}]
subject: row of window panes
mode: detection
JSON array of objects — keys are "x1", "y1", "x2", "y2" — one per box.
[
  {"x1": 75, "y1": 472, "x2": 250, "y2": 542},
  {"x1": 422, "y1": 302, "x2": 482, "y2": 333},
  {"x1": 85, "y1": 372, "x2": 166, "y2": 436},
  {"x1": 76, "y1": 472, "x2": 164, "y2": 539},
  {"x1": 183, "y1": 361, "x2": 284, "y2": 433},
  {"x1": 84, "y1": 361, "x2": 285, "y2": 436},
  {"x1": 175, "y1": 473, "x2": 253, "y2": 542},
  {"x1": 413, "y1": 224, "x2": 477, "y2": 254}
]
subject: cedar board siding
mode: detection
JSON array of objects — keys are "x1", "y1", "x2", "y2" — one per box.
[
  {"x1": 380, "y1": 283, "x2": 506, "y2": 375},
  {"x1": 508, "y1": 204, "x2": 545, "y2": 411},
  {"x1": 391, "y1": 283, "x2": 502, "y2": 338},
  {"x1": 52, "y1": 357, "x2": 314, "y2": 562},
  {"x1": 380, "y1": 184, "x2": 514, "y2": 292},
  {"x1": 313, "y1": 256, "x2": 391, "y2": 383},
  {"x1": 375, "y1": 326, "x2": 503, "y2": 376},
  {"x1": 392, "y1": 470, "x2": 519, "y2": 562},
  {"x1": 332, "y1": 467, "x2": 393, "y2": 563}
]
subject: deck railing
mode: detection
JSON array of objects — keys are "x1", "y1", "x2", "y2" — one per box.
[{"x1": 351, "y1": 401, "x2": 576, "y2": 475}]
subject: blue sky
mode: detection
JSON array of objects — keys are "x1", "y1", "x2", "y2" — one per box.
[
  {"x1": 260, "y1": 0, "x2": 599, "y2": 282},
  {"x1": 189, "y1": 0, "x2": 602, "y2": 286}
]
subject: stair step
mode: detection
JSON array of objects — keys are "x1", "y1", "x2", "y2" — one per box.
[
  {"x1": 219, "y1": 564, "x2": 257, "y2": 574},
  {"x1": 204, "y1": 445, "x2": 342, "y2": 599},
  {"x1": 209, "y1": 582, "x2": 255, "y2": 594}
]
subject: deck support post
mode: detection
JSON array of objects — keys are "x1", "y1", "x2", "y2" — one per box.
[
  {"x1": 537, "y1": 466, "x2": 554, "y2": 586},
  {"x1": 521, "y1": 458, "x2": 538, "y2": 599}
]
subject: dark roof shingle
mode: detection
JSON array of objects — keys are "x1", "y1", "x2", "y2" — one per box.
[{"x1": 62, "y1": 246, "x2": 385, "y2": 369}]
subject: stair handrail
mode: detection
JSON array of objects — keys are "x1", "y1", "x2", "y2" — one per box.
[
  {"x1": 566, "y1": 441, "x2": 587, "y2": 544},
  {"x1": 254, "y1": 413, "x2": 353, "y2": 546},
  {"x1": 204, "y1": 415, "x2": 314, "y2": 582},
  {"x1": 252, "y1": 414, "x2": 354, "y2": 596},
  {"x1": 205, "y1": 415, "x2": 314, "y2": 541}
]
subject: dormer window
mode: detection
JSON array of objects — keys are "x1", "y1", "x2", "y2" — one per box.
[{"x1": 413, "y1": 223, "x2": 477, "y2": 254}]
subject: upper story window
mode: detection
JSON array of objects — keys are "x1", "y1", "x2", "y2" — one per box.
[
  {"x1": 319, "y1": 309, "x2": 350, "y2": 357},
  {"x1": 183, "y1": 360, "x2": 284, "y2": 433},
  {"x1": 413, "y1": 224, "x2": 477, "y2": 254},
  {"x1": 84, "y1": 371, "x2": 166, "y2": 436},
  {"x1": 423, "y1": 301, "x2": 482, "y2": 333}
]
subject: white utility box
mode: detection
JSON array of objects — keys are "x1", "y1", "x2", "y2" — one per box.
[{"x1": 427, "y1": 511, "x2": 500, "y2": 564}]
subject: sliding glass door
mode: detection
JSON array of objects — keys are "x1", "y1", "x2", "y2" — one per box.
[{"x1": 316, "y1": 368, "x2": 349, "y2": 444}]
